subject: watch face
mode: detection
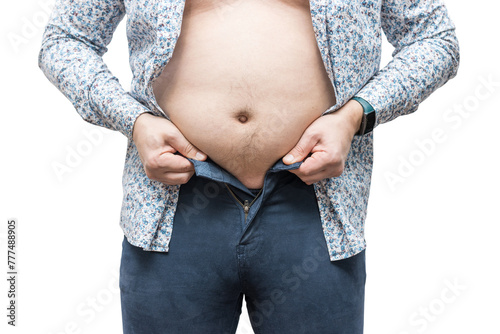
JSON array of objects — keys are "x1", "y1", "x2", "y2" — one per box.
[{"x1": 365, "y1": 111, "x2": 376, "y2": 134}]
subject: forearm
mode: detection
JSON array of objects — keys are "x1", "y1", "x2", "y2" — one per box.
[
  {"x1": 356, "y1": 0, "x2": 460, "y2": 128},
  {"x1": 38, "y1": 0, "x2": 150, "y2": 140}
]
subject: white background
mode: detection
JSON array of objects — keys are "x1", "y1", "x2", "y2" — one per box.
[{"x1": 1, "y1": 0, "x2": 499, "y2": 333}]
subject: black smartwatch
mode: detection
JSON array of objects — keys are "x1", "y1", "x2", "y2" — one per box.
[{"x1": 351, "y1": 96, "x2": 376, "y2": 136}]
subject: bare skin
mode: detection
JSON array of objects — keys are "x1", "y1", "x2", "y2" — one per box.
[{"x1": 133, "y1": 0, "x2": 363, "y2": 188}]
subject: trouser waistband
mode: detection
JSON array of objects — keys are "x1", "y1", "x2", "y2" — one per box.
[
  {"x1": 187, "y1": 157, "x2": 303, "y2": 227},
  {"x1": 187, "y1": 157, "x2": 302, "y2": 196}
]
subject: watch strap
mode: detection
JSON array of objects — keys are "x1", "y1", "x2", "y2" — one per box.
[{"x1": 352, "y1": 97, "x2": 376, "y2": 136}]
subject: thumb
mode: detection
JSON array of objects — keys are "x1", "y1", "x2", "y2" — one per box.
[
  {"x1": 168, "y1": 129, "x2": 207, "y2": 161},
  {"x1": 283, "y1": 133, "x2": 317, "y2": 165}
]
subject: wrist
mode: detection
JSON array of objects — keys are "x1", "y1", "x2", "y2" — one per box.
[
  {"x1": 351, "y1": 97, "x2": 376, "y2": 136},
  {"x1": 339, "y1": 100, "x2": 364, "y2": 137},
  {"x1": 132, "y1": 112, "x2": 155, "y2": 142}
]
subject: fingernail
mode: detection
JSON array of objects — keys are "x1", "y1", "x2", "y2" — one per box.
[
  {"x1": 195, "y1": 152, "x2": 206, "y2": 160},
  {"x1": 284, "y1": 154, "x2": 294, "y2": 164}
]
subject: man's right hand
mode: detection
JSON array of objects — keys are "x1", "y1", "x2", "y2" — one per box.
[{"x1": 132, "y1": 113, "x2": 207, "y2": 185}]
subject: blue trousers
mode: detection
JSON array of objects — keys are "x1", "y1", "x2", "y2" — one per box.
[{"x1": 120, "y1": 159, "x2": 365, "y2": 334}]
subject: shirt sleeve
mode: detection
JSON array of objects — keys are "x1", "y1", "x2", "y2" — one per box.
[
  {"x1": 38, "y1": 0, "x2": 150, "y2": 140},
  {"x1": 355, "y1": 0, "x2": 460, "y2": 127}
]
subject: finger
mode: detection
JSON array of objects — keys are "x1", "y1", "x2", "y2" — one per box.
[
  {"x1": 296, "y1": 152, "x2": 330, "y2": 176},
  {"x1": 283, "y1": 131, "x2": 319, "y2": 165},
  {"x1": 156, "y1": 152, "x2": 195, "y2": 173},
  {"x1": 167, "y1": 129, "x2": 207, "y2": 161},
  {"x1": 289, "y1": 166, "x2": 328, "y2": 185},
  {"x1": 159, "y1": 171, "x2": 195, "y2": 186},
  {"x1": 144, "y1": 153, "x2": 194, "y2": 181},
  {"x1": 289, "y1": 151, "x2": 343, "y2": 184}
]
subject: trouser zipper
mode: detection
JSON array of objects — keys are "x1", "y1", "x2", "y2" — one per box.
[{"x1": 225, "y1": 184, "x2": 263, "y2": 221}]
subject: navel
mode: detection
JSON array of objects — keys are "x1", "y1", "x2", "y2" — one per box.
[
  {"x1": 238, "y1": 114, "x2": 248, "y2": 123},
  {"x1": 235, "y1": 109, "x2": 251, "y2": 124}
]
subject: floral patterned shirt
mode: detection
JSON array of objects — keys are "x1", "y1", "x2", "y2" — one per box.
[{"x1": 39, "y1": 0, "x2": 459, "y2": 261}]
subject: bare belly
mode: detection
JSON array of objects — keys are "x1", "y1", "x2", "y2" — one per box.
[{"x1": 153, "y1": 0, "x2": 336, "y2": 188}]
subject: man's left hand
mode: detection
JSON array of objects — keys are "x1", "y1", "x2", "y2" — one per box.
[{"x1": 282, "y1": 100, "x2": 364, "y2": 185}]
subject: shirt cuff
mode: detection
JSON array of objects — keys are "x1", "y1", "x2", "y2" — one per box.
[{"x1": 89, "y1": 75, "x2": 151, "y2": 141}]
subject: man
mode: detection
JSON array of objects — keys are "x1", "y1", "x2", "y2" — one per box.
[{"x1": 39, "y1": 0, "x2": 459, "y2": 333}]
